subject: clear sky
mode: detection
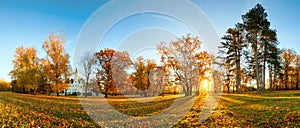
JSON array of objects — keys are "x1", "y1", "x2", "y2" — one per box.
[{"x1": 1, "y1": 0, "x2": 300, "y2": 81}]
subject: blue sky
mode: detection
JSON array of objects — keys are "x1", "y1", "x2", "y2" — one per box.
[{"x1": 1, "y1": 0, "x2": 300, "y2": 81}]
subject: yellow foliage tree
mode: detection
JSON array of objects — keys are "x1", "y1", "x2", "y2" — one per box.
[
  {"x1": 10, "y1": 46, "x2": 40, "y2": 94},
  {"x1": 157, "y1": 34, "x2": 201, "y2": 96}
]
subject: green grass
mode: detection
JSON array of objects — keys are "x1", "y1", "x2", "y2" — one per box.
[
  {"x1": 199, "y1": 91, "x2": 300, "y2": 127},
  {"x1": 0, "y1": 91, "x2": 300, "y2": 127}
]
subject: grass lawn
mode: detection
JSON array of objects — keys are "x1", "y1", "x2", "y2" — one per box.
[{"x1": 0, "y1": 91, "x2": 300, "y2": 127}]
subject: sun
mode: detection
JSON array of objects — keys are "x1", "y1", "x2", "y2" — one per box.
[{"x1": 201, "y1": 79, "x2": 210, "y2": 92}]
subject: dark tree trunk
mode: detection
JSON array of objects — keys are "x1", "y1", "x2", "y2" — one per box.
[
  {"x1": 236, "y1": 52, "x2": 242, "y2": 94},
  {"x1": 274, "y1": 72, "x2": 277, "y2": 91},
  {"x1": 227, "y1": 85, "x2": 230, "y2": 93},
  {"x1": 269, "y1": 66, "x2": 273, "y2": 92},
  {"x1": 85, "y1": 77, "x2": 89, "y2": 98},
  {"x1": 255, "y1": 40, "x2": 260, "y2": 93},
  {"x1": 296, "y1": 71, "x2": 299, "y2": 90},
  {"x1": 285, "y1": 70, "x2": 288, "y2": 90},
  {"x1": 105, "y1": 85, "x2": 108, "y2": 98},
  {"x1": 262, "y1": 50, "x2": 266, "y2": 93}
]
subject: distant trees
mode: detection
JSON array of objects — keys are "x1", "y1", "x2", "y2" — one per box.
[
  {"x1": 130, "y1": 57, "x2": 153, "y2": 96},
  {"x1": 10, "y1": 31, "x2": 215, "y2": 97},
  {"x1": 294, "y1": 55, "x2": 300, "y2": 90},
  {"x1": 0, "y1": 79, "x2": 10, "y2": 91},
  {"x1": 280, "y1": 49, "x2": 296, "y2": 90},
  {"x1": 130, "y1": 57, "x2": 163, "y2": 96}
]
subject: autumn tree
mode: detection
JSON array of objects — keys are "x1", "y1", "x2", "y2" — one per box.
[
  {"x1": 111, "y1": 51, "x2": 133, "y2": 95},
  {"x1": 294, "y1": 55, "x2": 300, "y2": 90},
  {"x1": 149, "y1": 66, "x2": 166, "y2": 96},
  {"x1": 211, "y1": 70, "x2": 223, "y2": 93},
  {"x1": 39, "y1": 59, "x2": 52, "y2": 94},
  {"x1": 130, "y1": 57, "x2": 146, "y2": 91},
  {"x1": 95, "y1": 48, "x2": 116, "y2": 98},
  {"x1": 130, "y1": 57, "x2": 162, "y2": 96},
  {"x1": 157, "y1": 34, "x2": 201, "y2": 96},
  {"x1": 195, "y1": 51, "x2": 213, "y2": 94},
  {"x1": 10, "y1": 46, "x2": 40, "y2": 94},
  {"x1": 42, "y1": 31, "x2": 71, "y2": 96},
  {"x1": 281, "y1": 49, "x2": 296, "y2": 90}
]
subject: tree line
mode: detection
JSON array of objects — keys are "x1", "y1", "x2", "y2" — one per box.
[
  {"x1": 10, "y1": 31, "x2": 213, "y2": 97},
  {"x1": 0, "y1": 79, "x2": 10, "y2": 91},
  {"x1": 85, "y1": 35, "x2": 213, "y2": 98},
  {"x1": 217, "y1": 3, "x2": 300, "y2": 93}
]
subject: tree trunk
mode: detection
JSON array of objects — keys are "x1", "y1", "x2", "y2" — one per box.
[
  {"x1": 262, "y1": 48, "x2": 267, "y2": 93},
  {"x1": 274, "y1": 72, "x2": 277, "y2": 91},
  {"x1": 227, "y1": 85, "x2": 230, "y2": 93},
  {"x1": 182, "y1": 84, "x2": 187, "y2": 96},
  {"x1": 34, "y1": 89, "x2": 37, "y2": 95},
  {"x1": 236, "y1": 54, "x2": 242, "y2": 94},
  {"x1": 255, "y1": 40, "x2": 260, "y2": 93},
  {"x1": 269, "y1": 66, "x2": 273, "y2": 92},
  {"x1": 186, "y1": 85, "x2": 190, "y2": 96},
  {"x1": 65, "y1": 89, "x2": 67, "y2": 96},
  {"x1": 85, "y1": 81, "x2": 88, "y2": 98},
  {"x1": 105, "y1": 84, "x2": 108, "y2": 98},
  {"x1": 285, "y1": 70, "x2": 288, "y2": 90},
  {"x1": 296, "y1": 71, "x2": 299, "y2": 90},
  {"x1": 56, "y1": 89, "x2": 59, "y2": 96}
]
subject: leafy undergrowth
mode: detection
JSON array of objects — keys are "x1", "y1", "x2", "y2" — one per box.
[
  {"x1": 109, "y1": 99, "x2": 174, "y2": 117},
  {"x1": 1, "y1": 91, "x2": 300, "y2": 127},
  {"x1": 0, "y1": 92, "x2": 100, "y2": 127}
]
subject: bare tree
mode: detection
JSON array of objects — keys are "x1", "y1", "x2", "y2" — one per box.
[{"x1": 80, "y1": 50, "x2": 96, "y2": 97}]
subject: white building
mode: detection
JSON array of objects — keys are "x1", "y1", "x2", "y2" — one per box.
[
  {"x1": 65, "y1": 79, "x2": 84, "y2": 95},
  {"x1": 64, "y1": 69, "x2": 88, "y2": 95}
]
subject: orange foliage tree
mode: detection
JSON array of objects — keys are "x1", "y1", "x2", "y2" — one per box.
[
  {"x1": 95, "y1": 48, "x2": 116, "y2": 98},
  {"x1": 95, "y1": 49, "x2": 133, "y2": 97},
  {"x1": 42, "y1": 31, "x2": 71, "y2": 96}
]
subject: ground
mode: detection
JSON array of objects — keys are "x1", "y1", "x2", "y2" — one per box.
[{"x1": 0, "y1": 91, "x2": 299, "y2": 127}]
